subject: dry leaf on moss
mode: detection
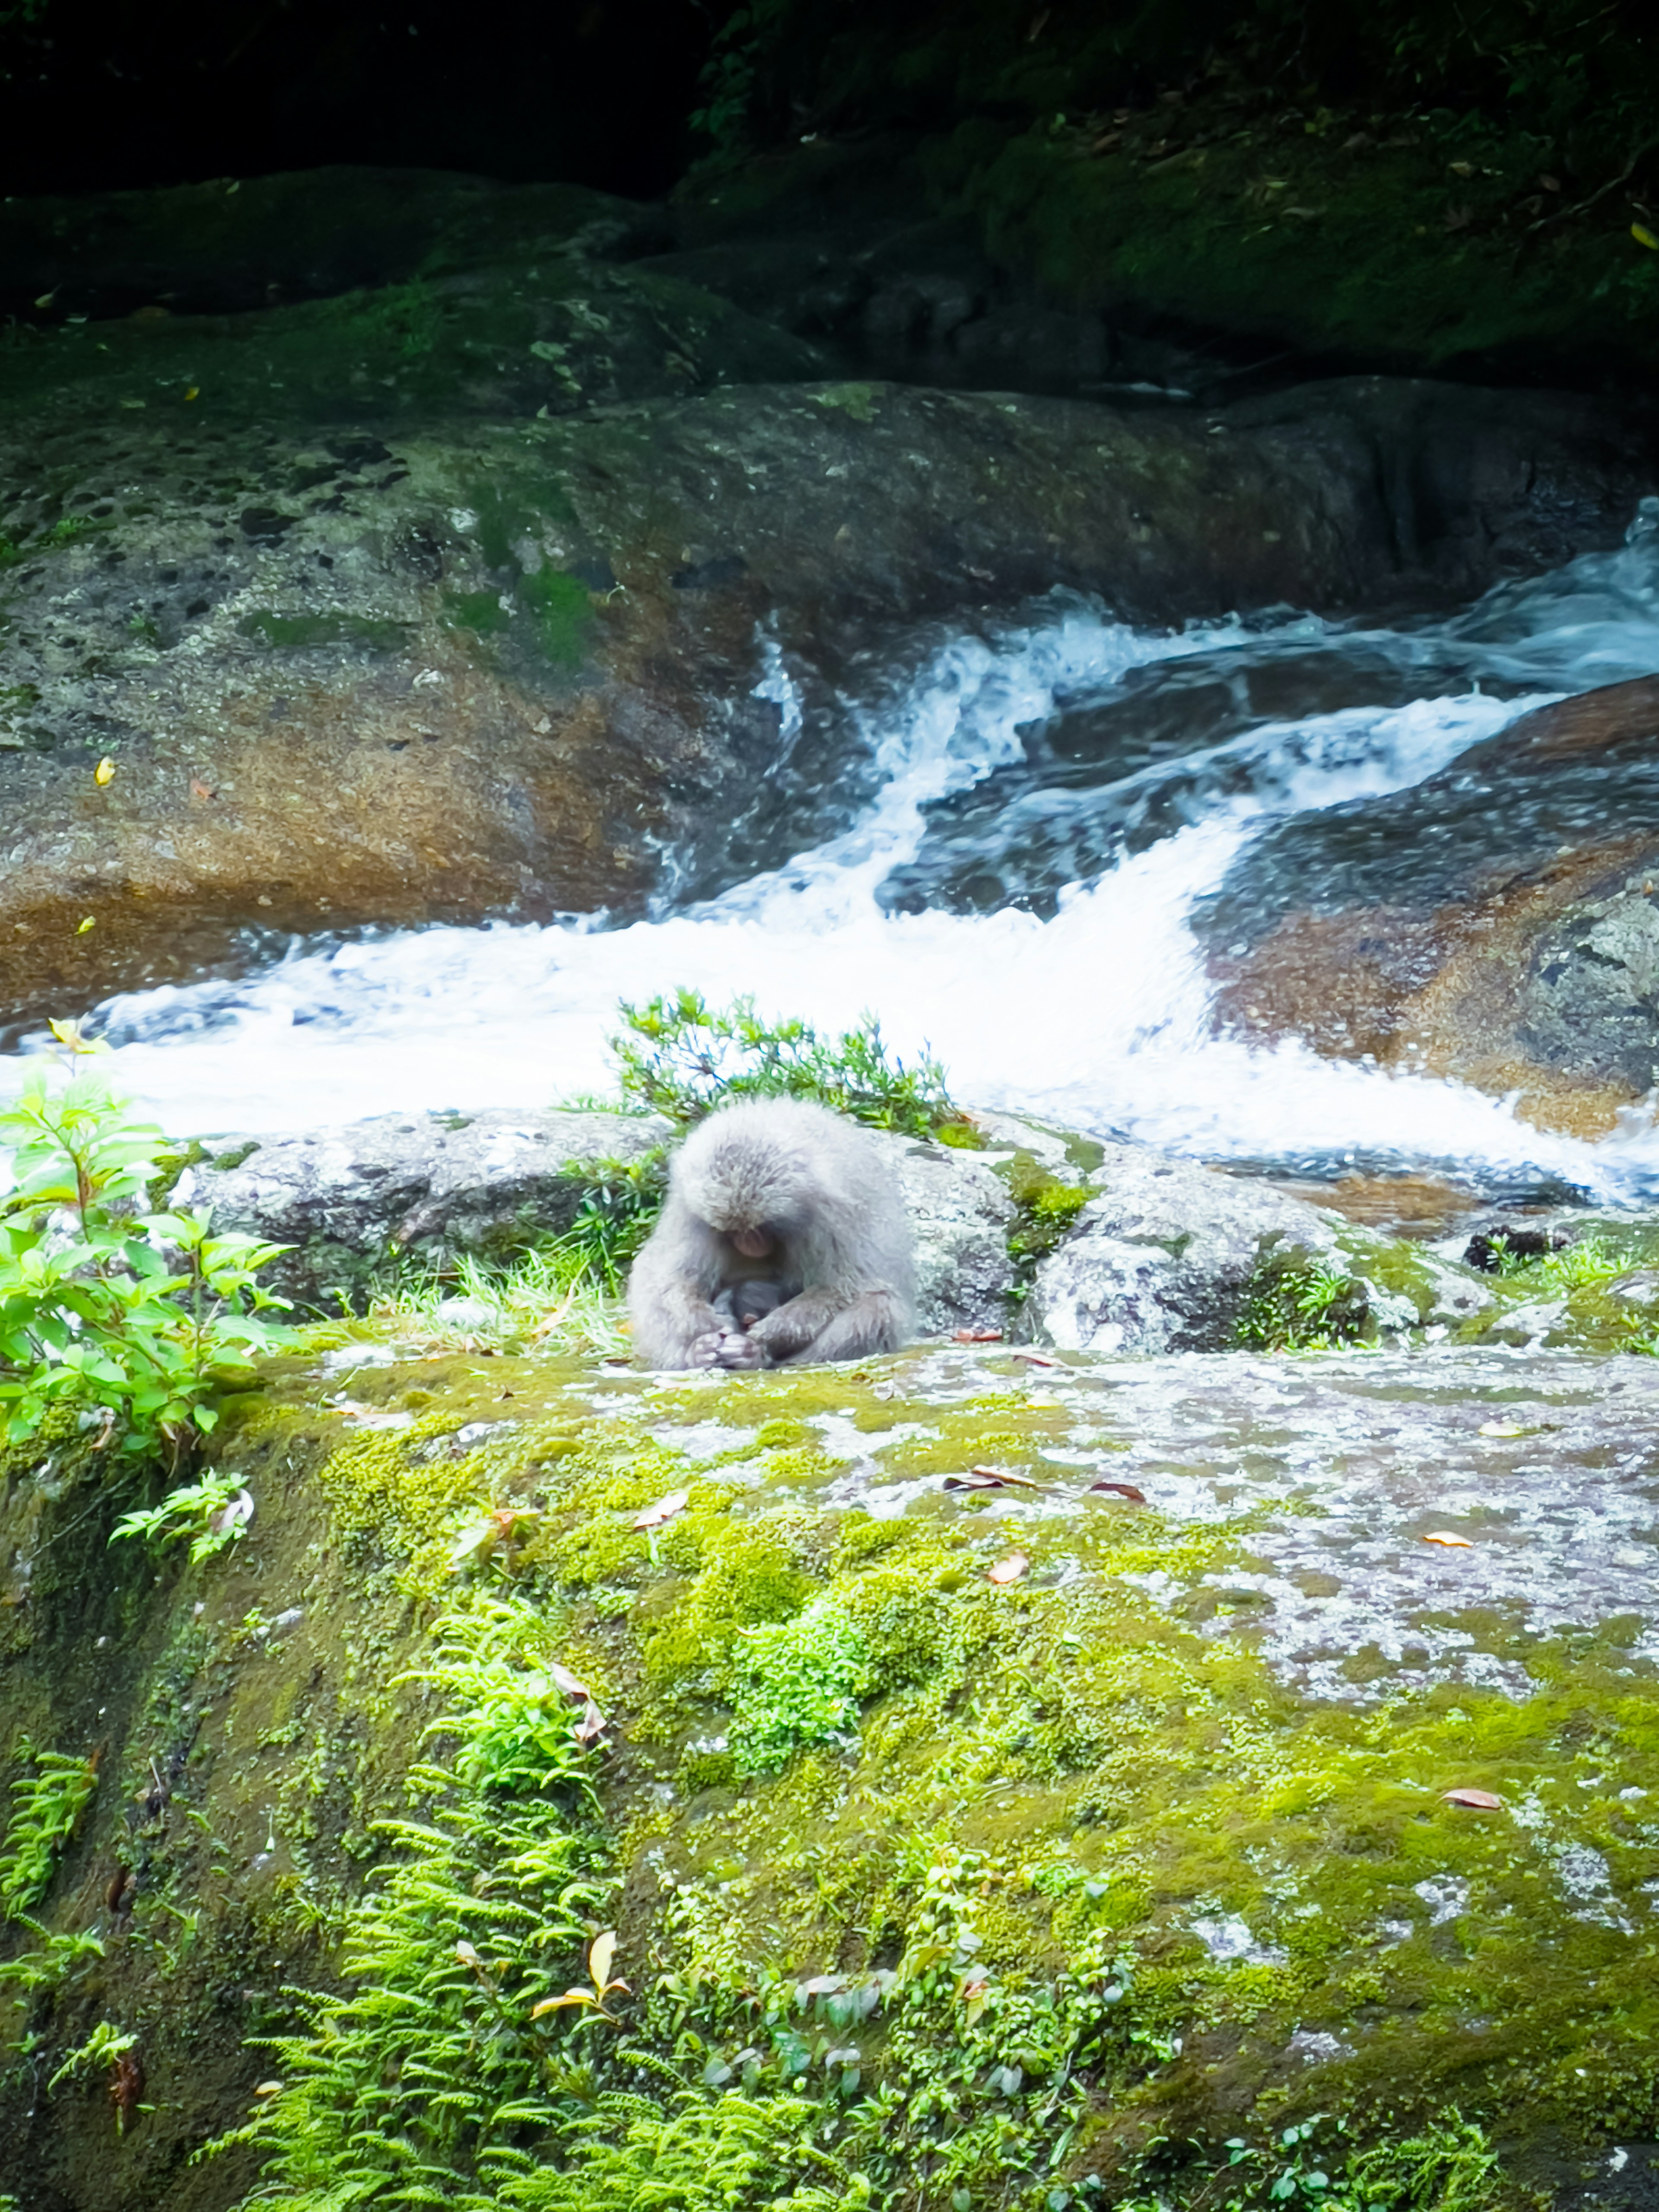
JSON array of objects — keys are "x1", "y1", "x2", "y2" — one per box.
[{"x1": 633, "y1": 1489, "x2": 688, "y2": 1531}]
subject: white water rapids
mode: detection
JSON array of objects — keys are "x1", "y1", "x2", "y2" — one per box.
[{"x1": 16, "y1": 502, "x2": 1659, "y2": 1201}]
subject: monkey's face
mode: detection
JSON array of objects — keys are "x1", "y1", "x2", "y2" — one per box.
[{"x1": 681, "y1": 1130, "x2": 813, "y2": 1249}]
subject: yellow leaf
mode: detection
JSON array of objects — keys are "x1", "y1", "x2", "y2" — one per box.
[
  {"x1": 530, "y1": 1990, "x2": 594, "y2": 2018},
  {"x1": 94, "y1": 756, "x2": 116, "y2": 785},
  {"x1": 988, "y1": 1551, "x2": 1030, "y2": 1586},
  {"x1": 253, "y1": 2080, "x2": 284, "y2": 2098},
  {"x1": 588, "y1": 1929, "x2": 617, "y2": 1991},
  {"x1": 184, "y1": 386, "x2": 200, "y2": 400},
  {"x1": 1422, "y1": 1531, "x2": 1474, "y2": 1548},
  {"x1": 1634, "y1": 224, "x2": 1659, "y2": 251},
  {"x1": 76, "y1": 915, "x2": 95, "y2": 934}
]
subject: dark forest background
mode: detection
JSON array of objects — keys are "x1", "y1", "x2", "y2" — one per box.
[{"x1": 0, "y1": 0, "x2": 1653, "y2": 207}]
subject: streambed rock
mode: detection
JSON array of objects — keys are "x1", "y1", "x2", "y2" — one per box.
[
  {"x1": 1203, "y1": 673, "x2": 1659, "y2": 1135},
  {"x1": 177, "y1": 1106, "x2": 673, "y2": 1307},
  {"x1": 1026, "y1": 1139, "x2": 1347, "y2": 1353}
]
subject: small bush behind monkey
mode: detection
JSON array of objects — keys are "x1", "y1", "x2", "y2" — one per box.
[{"x1": 627, "y1": 1096, "x2": 915, "y2": 1369}]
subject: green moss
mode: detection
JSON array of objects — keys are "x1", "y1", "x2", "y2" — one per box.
[
  {"x1": 517, "y1": 566, "x2": 594, "y2": 667},
  {"x1": 998, "y1": 1146, "x2": 1095, "y2": 1293},
  {"x1": 935, "y1": 105, "x2": 1659, "y2": 380},
  {"x1": 235, "y1": 610, "x2": 413, "y2": 652},
  {"x1": 731, "y1": 1593, "x2": 871, "y2": 1774},
  {"x1": 812, "y1": 381, "x2": 879, "y2": 422},
  {"x1": 442, "y1": 585, "x2": 512, "y2": 636},
  {"x1": 640, "y1": 1526, "x2": 811, "y2": 1690}
]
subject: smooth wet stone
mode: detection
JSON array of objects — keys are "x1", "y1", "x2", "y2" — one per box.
[
  {"x1": 1201, "y1": 674, "x2": 1659, "y2": 1135},
  {"x1": 175, "y1": 1106, "x2": 673, "y2": 1305},
  {"x1": 1027, "y1": 1142, "x2": 1344, "y2": 1352}
]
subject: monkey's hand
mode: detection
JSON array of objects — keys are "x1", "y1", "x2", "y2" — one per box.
[
  {"x1": 687, "y1": 1329, "x2": 729, "y2": 1368},
  {"x1": 713, "y1": 1328, "x2": 763, "y2": 1370}
]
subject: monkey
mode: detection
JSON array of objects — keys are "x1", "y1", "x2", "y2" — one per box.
[
  {"x1": 711, "y1": 1276, "x2": 797, "y2": 1334},
  {"x1": 626, "y1": 1096, "x2": 916, "y2": 1370}
]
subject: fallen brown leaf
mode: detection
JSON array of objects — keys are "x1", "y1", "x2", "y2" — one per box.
[
  {"x1": 1423, "y1": 1531, "x2": 1474, "y2": 1548},
  {"x1": 1442, "y1": 1787, "x2": 1503, "y2": 1810},
  {"x1": 988, "y1": 1552, "x2": 1030, "y2": 1586},
  {"x1": 574, "y1": 1699, "x2": 607, "y2": 1745},
  {"x1": 632, "y1": 1488, "x2": 688, "y2": 1531},
  {"x1": 1011, "y1": 1349, "x2": 1060, "y2": 1367},
  {"x1": 547, "y1": 1662, "x2": 591, "y2": 1702},
  {"x1": 190, "y1": 777, "x2": 215, "y2": 800},
  {"x1": 1089, "y1": 1480, "x2": 1147, "y2": 1503},
  {"x1": 944, "y1": 1467, "x2": 1039, "y2": 1492},
  {"x1": 954, "y1": 1328, "x2": 1004, "y2": 1343}
]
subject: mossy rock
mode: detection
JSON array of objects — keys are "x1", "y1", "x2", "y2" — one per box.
[{"x1": 5, "y1": 1320, "x2": 1659, "y2": 2205}]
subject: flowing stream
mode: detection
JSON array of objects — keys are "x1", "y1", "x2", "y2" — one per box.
[{"x1": 16, "y1": 505, "x2": 1659, "y2": 1200}]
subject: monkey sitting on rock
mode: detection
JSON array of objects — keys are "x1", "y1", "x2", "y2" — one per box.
[{"x1": 627, "y1": 1097, "x2": 915, "y2": 1370}]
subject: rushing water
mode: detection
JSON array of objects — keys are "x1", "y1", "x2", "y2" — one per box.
[{"x1": 17, "y1": 504, "x2": 1659, "y2": 1197}]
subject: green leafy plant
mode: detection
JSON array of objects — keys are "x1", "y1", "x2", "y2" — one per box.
[
  {"x1": 610, "y1": 988, "x2": 969, "y2": 1139},
  {"x1": 0, "y1": 1920, "x2": 105, "y2": 1997},
  {"x1": 0, "y1": 1028, "x2": 291, "y2": 1462},
  {"x1": 0, "y1": 1741, "x2": 98, "y2": 1915},
  {"x1": 551, "y1": 1150, "x2": 670, "y2": 1292},
  {"x1": 531, "y1": 1929, "x2": 631, "y2": 2027},
  {"x1": 109, "y1": 1469, "x2": 253, "y2": 1564},
  {"x1": 731, "y1": 1595, "x2": 871, "y2": 1776},
  {"x1": 211, "y1": 1598, "x2": 611, "y2": 2204},
  {"x1": 1122, "y1": 2110, "x2": 1501, "y2": 2212},
  {"x1": 1236, "y1": 1250, "x2": 1368, "y2": 1352},
  {"x1": 45, "y1": 2017, "x2": 134, "y2": 2091}
]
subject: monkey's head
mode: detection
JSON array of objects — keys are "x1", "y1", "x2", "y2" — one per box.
[{"x1": 675, "y1": 1104, "x2": 819, "y2": 1252}]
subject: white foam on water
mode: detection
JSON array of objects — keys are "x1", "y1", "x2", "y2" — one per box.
[{"x1": 14, "y1": 503, "x2": 1659, "y2": 1197}]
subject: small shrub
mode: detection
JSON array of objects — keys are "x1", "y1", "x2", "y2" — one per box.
[
  {"x1": 108, "y1": 1470, "x2": 252, "y2": 1565},
  {"x1": 0, "y1": 1029, "x2": 291, "y2": 1463},
  {"x1": 609, "y1": 988, "x2": 971, "y2": 1139}
]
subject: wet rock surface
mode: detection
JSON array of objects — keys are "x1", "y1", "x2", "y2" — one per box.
[
  {"x1": 0, "y1": 163, "x2": 1655, "y2": 1033},
  {"x1": 1202, "y1": 674, "x2": 1659, "y2": 1134},
  {"x1": 1027, "y1": 1142, "x2": 1343, "y2": 1354}
]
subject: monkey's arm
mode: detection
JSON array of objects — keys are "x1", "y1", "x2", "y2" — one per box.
[
  {"x1": 742, "y1": 1283, "x2": 909, "y2": 1367},
  {"x1": 626, "y1": 1200, "x2": 730, "y2": 1369}
]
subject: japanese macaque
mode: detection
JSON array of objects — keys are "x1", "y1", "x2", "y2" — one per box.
[
  {"x1": 627, "y1": 1097, "x2": 916, "y2": 1370},
  {"x1": 711, "y1": 1277, "x2": 797, "y2": 1334}
]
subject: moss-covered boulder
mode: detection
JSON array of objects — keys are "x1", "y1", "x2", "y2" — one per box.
[{"x1": 6, "y1": 1322, "x2": 1659, "y2": 2209}]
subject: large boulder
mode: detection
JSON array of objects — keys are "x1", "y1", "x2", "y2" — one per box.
[
  {"x1": 178, "y1": 1108, "x2": 672, "y2": 1308},
  {"x1": 1025, "y1": 1139, "x2": 1346, "y2": 1353},
  {"x1": 1202, "y1": 674, "x2": 1659, "y2": 1135}
]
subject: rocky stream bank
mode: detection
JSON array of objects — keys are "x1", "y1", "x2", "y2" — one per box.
[
  {"x1": 7, "y1": 1104, "x2": 1659, "y2": 2208},
  {"x1": 4, "y1": 135, "x2": 1659, "y2": 2212}
]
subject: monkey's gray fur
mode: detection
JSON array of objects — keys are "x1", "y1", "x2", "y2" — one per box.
[{"x1": 627, "y1": 1097, "x2": 916, "y2": 1370}]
